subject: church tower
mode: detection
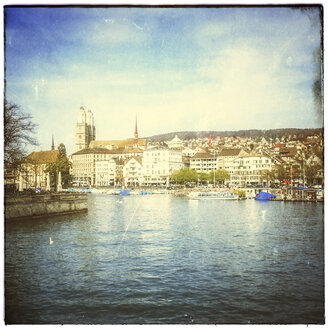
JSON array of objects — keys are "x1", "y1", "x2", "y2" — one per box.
[
  {"x1": 51, "y1": 134, "x2": 55, "y2": 150},
  {"x1": 75, "y1": 107, "x2": 96, "y2": 152},
  {"x1": 134, "y1": 116, "x2": 138, "y2": 147}
]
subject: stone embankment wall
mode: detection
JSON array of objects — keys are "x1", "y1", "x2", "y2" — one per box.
[{"x1": 5, "y1": 193, "x2": 88, "y2": 221}]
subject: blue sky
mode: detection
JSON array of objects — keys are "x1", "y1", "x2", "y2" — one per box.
[{"x1": 4, "y1": 6, "x2": 323, "y2": 155}]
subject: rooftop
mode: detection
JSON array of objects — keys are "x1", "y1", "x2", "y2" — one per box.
[
  {"x1": 218, "y1": 148, "x2": 243, "y2": 157},
  {"x1": 25, "y1": 150, "x2": 59, "y2": 164},
  {"x1": 89, "y1": 138, "x2": 147, "y2": 149}
]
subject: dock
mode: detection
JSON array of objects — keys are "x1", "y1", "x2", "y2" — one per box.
[{"x1": 5, "y1": 192, "x2": 88, "y2": 221}]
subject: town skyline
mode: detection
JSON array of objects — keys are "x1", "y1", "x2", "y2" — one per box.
[{"x1": 5, "y1": 5, "x2": 323, "y2": 155}]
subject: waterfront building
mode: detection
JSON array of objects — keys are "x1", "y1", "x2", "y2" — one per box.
[
  {"x1": 114, "y1": 158, "x2": 124, "y2": 187},
  {"x1": 229, "y1": 154, "x2": 272, "y2": 187},
  {"x1": 190, "y1": 151, "x2": 217, "y2": 173},
  {"x1": 216, "y1": 148, "x2": 248, "y2": 174},
  {"x1": 123, "y1": 156, "x2": 143, "y2": 187},
  {"x1": 95, "y1": 159, "x2": 116, "y2": 187},
  {"x1": 72, "y1": 148, "x2": 115, "y2": 187},
  {"x1": 20, "y1": 149, "x2": 59, "y2": 190},
  {"x1": 72, "y1": 146, "x2": 144, "y2": 187},
  {"x1": 142, "y1": 147, "x2": 183, "y2": 186},
  {"x1": 75, "y1": 107, "x2": 96, "y2": 152}
]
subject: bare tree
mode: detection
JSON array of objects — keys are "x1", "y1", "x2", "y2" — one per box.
[{"x1": 4, "y1": 100, "x2": 38, "y2": 165}]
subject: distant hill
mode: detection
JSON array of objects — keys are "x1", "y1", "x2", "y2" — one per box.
[{"x1": 147, "y1": 128, "x2": 323, "y2": 142}]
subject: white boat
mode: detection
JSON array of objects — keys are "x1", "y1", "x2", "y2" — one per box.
[
  {"x1": 107, "y1": 189, "x2": 121, "y2": 195},
  {"x1": 188, "y1": 191, "x2": 239, "y2": 200}
]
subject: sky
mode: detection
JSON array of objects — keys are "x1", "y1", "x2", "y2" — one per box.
[{"x1": 4, "y1": 5, "x2": 323, "y2": 155}]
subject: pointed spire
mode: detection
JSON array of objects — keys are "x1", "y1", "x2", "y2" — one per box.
[
  {"x1": 51, "y1": 134, "x2": 55, "y2": 150},
  {"x1": 209, "y1": 134, "x2": 212, "y2": 146},
  {"x1": 134, "y1": 115, "x2": 138, "y2": 139}
]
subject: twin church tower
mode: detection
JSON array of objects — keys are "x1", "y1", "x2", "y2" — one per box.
[
  {"x1": 75, "y1": 107, "x2": 96, "y2": 152},
  {"x1": 75, "y1": 106, "x2": 139, "y2": 152}
]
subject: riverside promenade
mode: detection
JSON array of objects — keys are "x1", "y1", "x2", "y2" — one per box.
[
  {"x1": 172, "y1": 187, "x2": 323, "y2": 202},
  {"x1": 5, "y1": 192, "x2": 88, "y2": 221}
]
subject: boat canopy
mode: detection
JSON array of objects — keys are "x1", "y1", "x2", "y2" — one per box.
[
  {"x1": 255, "y1": 191, "x2": 276, "y2": 201},
  {"x1": 120, "y1": 189, "x2": 131, "y2": 195}
]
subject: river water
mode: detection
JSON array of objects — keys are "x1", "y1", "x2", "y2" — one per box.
[{"x1": 5, "y1": 194, "x2": 324, "y2": 324}]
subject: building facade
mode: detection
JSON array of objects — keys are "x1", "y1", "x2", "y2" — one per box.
[
  {"x1": 229, "y1": 154, "x2": 272, "y2": 187},
  {"x1": 72, "y1": 147, "x2": 145, "y2": 187},
  {"x1": 72, "y1": 148, "x2": 114, "y2": 187},
  {"x1": 95, "y1": 159, "x2": 116, "y2": 187},
  {"x1": 20, "y1": 150, "x2": 59, "y2": 190},
  {"x1": 216, "y1": 148, "x2": 248, "y2": 174},
  {"x1": 190, "y1": 151, "x2": 217, "y2": 173},
  {"x1": 123, "y1": 157, "x2": 143, "y2": 187},
  {"x1": 142, "y1": 147, "x2": 183, "y2": 186}
]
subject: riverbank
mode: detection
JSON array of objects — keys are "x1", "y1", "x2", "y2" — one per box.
[
  {"x1": 171, "y1": 187, "x2": 324, "y2": 202},
  {"x1": 5, "y1": 193, "x2": 88, "y2": 221}
]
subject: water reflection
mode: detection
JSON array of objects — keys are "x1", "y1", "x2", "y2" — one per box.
[{"x1": 5, "y1": 194, "x2": 324, "y2": 324}]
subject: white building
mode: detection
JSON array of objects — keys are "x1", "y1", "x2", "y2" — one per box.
[
  {"x1": 217, "y1": 148, "x2": 248, "y2": 174},
  {"x1": 230, "y1": 154, "x2": 272, "y2": 187},
  {"x1": 72, "y1": 148, "x2": 115, "y2": 186},
  {"x1": 142, "y1": 147, "x2": 183, "y2": 186},
  {"x1": 190, "y1": 152, "x2": 217, "y2": 173},
  {"x1": 167, "y1": 135, "x2": 183, "y2": 149},
  {"x1": 95, "y1": 159, "x2": 116, "y2": 187},
  {"x1": 123, "y1": 157, "x2": 143, "y2": 187},
  {"x1": 182, "y1": 146, "x2": 200, "y2": 157},
  {"x1": 72, "y1": 146, "x2": 146, "y2": 187}
]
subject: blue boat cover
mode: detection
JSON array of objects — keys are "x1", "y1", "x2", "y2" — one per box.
[
  {"x1": 120, "y1": 190, "x2": 131, "y2": 195},
  {"x1": 255, "y1": 191, "x2": 276, "y2": 200}
]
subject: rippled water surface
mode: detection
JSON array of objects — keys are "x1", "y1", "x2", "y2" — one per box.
[{"x1": 5, "y1": 194, "x2": 324, "y2": 324}]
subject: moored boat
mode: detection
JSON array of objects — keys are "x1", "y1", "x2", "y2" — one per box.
[
  {"x1": 254, "y1": 191, "x2": 276, "y2": 201},
  {"x1": 188, "y1": 191, "x2": 239, "y2": 200}
]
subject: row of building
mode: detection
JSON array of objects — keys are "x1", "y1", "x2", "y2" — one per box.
[
  {"x1": 7, "y1": 107, "x2": 323, "y2": 191},
  {"x1": 71, "y1": 142, "x2": 276, "y2": 188}
]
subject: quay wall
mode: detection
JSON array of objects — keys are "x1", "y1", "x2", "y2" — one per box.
[{"x1": 5, "y1": 193, "x2": 88, "y2": 221}]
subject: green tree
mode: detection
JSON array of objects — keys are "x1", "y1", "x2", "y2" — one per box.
[
  {"x1": 46, "y1": 143, "x2": 72, "y2": 189},
  {"x1": 209, "y1": 169, "x2": 230, "y2": 184},
  {"x1": 170, "y1": 170, "x2": 181, "y2": 184},
  {"x1": 260, "y1": 169, "x2": 275, "y2": 185},
  {"x1": 305, "y1": 163, "x2": 322, "y2": 185},
  {"x1": 183, "y1": 168, "x2": 198, "y2": 183},
  {"x1": 198, "y1": 172, "x2": 210, "y2": 184},
  {"x1": 170, "y1": 168, "x2": 198, "y2": 185},
  {"x1": 291, "y1": 165, "x2": 302, "y2": 181},
  {"x1": 272, "y1": 164, "x2": 289, "y2": 184}
]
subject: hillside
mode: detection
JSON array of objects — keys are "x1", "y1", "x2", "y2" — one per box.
[{"x1": 147, "y1": 128, "x2": 323, "y2": 142}]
